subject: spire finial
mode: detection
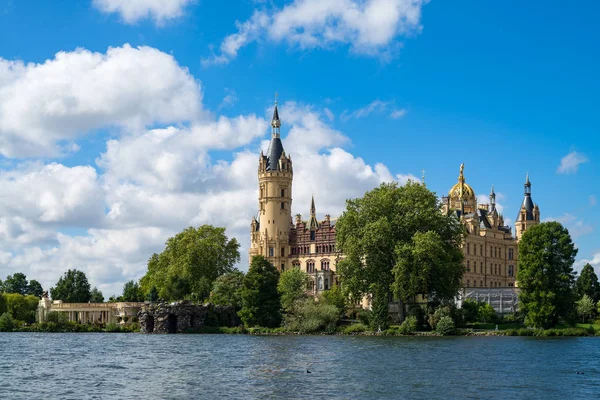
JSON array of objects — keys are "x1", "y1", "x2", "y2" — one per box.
[
  {"x1": 526, "y1": 172, "x2": 530, "y2": 184},
  {"x1": 311, "y1": 194, "x2": 316, "y2": 215},
  {"x1": 271, "y1": 95, "x2": 281, "y2": 135},
  {"x1": 275, "y1": 92, "x2": 278, "y2": 105},
  {"x1": 421, "y1": 169, "x2": 426, "y2": 185}
]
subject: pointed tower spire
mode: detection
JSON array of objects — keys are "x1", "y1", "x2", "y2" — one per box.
[
  {"x1": 271, "y1": 93, "x2": 281, "y2": 138},
  {"x1": 490, "y1": 185, "x2": 496, "y2": 212},
  {"x1": 421, "y1": 169, "x2": 426, "y2": 186},
  {"x1": 308, "y1": 194, "x2": 319, "y2": 230}
]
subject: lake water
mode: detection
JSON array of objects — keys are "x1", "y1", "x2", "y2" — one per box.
[{"x1": 1, "y1": 333, "x2": 599, "y2": 399}]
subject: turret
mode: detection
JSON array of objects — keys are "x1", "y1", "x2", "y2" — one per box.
[
  {"x1": 249, "y1": 97, "x2": 294, "y2": 271},
  {"x1": 515, "y1": 173, "x2": 540, "y2": 240}
]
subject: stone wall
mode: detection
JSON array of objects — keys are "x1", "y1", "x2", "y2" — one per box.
[{"x1": 138, "y1": 302, "x2": 240, "y2": 334}]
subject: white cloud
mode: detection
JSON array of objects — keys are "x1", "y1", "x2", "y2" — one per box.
[
  {"x1": 0, "y1": 163, "x2": 104, "y2": 226},
  {"x1": 390, "y1": 108, "x2": 407, "y2": 119},
  {"x1": 341, "y1": 100, "x2": 391, "y2": 121},
  {"x1": 557, "y1": 151, "x2": 588, "y2": 174},
  {"x1": 203, "y1": 0, "x2": 427, "y2": 65},
  {"x1": 545, "y1": 213, "x2": 594, "y2": 239},
  {"x1": 575, "y1": 252, "x2": 600, "y2": 270},
  {"x1": 219, "y1": 88, "x2": 239, "y2": 109},
  {"x1": 93, "y1": 0, "x2": 194, "y2": 25},
  {"x1": 0, "y1": 45, "x2": 202, "y2": 157}
]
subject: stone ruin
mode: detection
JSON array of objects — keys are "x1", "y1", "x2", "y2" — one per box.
[{"x1": 138, "y1": 301, "x2": 240, "y2": 334}]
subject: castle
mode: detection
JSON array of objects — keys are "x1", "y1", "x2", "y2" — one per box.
[{"x1": 249, "y1": 101, "x2": 540, "y2": 294}]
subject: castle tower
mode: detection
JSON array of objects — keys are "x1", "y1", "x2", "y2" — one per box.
[
  {"x1": 515, "y1": 173, "x2": 540, "y2": 240},
  {"x1": 249, "y1": 99, "x2": 293, "y2": 271}
]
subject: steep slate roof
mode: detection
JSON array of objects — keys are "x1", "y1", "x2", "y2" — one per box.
[{"x1": 266, "y1": 137, "x2": 284, "y2": 171}]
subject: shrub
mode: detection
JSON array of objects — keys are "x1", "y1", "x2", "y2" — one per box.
[
  {"x1": 398, "y1": 316, "x2": 417, "y2": 335},
  {"x1": 341, "y1": 323, "x2": 368, "y2": 334},
  {"x1": 407, "y1": 304, "x2": 428, "y2": 330},
  {"x1": 436, "y1": 316, "x2": 455, "y2": 336},
  {"x1": 0, "y1": 312, "x2": 15, "y2": 332},
  {"x1": 478, "y1": 303, "x2": 496, "y2": 323},
  {"x1": 105, "y1": 323, "x2": 123, "y2": 332},
  {"x1": 284, "y1": 299, "x2": 340, "y2": 334},
  {"x1": 357, "y1": 310, "x2": 371, "y2": 326},
  {"x1": 461, "y1": 299, "x2": 481, "y2": 323},
  {"x1": 46, "y1": 312, "x2": 69, "y2": 324}
]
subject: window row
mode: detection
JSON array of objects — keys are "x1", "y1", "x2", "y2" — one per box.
[{"x1": 290, "y1": 244, "x2": 336, "y2": 255}]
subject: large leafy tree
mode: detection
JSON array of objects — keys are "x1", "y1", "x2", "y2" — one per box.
[
  {"x1": 336, "y1": 181, "x2": 464, "y2": 330},
  {"x1": 277, "y1": 268, "x2": 309, "y2": 313},
  {"x1": 574, "y1": 263, "x2": 600, "y2": 303},
  {"x1": 576, "y1": 294, "x2": 595, "y2": 323},
  {"x1": 2, "y1": 273, "x2": 29, "y2": 295},
  {"x1": 50, "y1": 269, "x2": 92, "y2": 303},
  {"x1": 239, "y1": 256, "x2": 281, "y2": 328},
  {"x1": 27, "y1": 280, "x2": 44, "y2": 298},
  {"x1": 517, "y1": 222, "x2": 577, "y2": 328},
  {"x1": 90, "y1": 287, "x2": 104, "y2": 303},
  {"x1": 122, "y1": 280, "x2": 144, "y2": 302},
  {"x1": 140, "y1": 225, "x2": 240, "y2": 301},
  {"x1": 209, "y1": 270, "x2": 245, "y2": 309}
]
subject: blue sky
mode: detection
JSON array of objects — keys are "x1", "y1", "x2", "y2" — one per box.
[{"x1": 0, "y1": 0, "x2": 598, "y2": 296}]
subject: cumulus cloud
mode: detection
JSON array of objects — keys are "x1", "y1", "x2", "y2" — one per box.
[
  {"x1": 557, "y1": 151, "x2": 589, "y2": 174},
  {"x1": 203, "y1": 0, "x2": 427, "y2": 65},
  {"x1": 93, "y1": 0, "x2": 195, "y2": 25},
  {"x1": 0, "y1": 45, "x2": 201, "y2": 157}
]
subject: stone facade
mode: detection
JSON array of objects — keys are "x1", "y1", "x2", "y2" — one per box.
[
  {"x1": 441, "y1": 165, "x2": 540, "y2": 288},
  {"x1": 138, "y1": 302, "x2": 240, "y2": 334},
  {"x1": 38, "y1": 296, "x2": 143, "y2": 325}
]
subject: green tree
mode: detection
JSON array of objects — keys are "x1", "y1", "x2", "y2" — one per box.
[
  {"x1": 336, "y1": 182, "x2": 464, "y2": 330},
  {"x1": 477, "y1": 303, "x2": 496, "y2": 323},
  {"x1": 4, "y1": 293, "x2": 38, "y2": 323},
  {"x1": 277, "y1": 268, "x2": 308, "y2": 313},
  {"x1": 0, "y1": 312, "x2": 15, "y2": 332},
  {"x1": 461, "y1": 299, "x2": 480, "y2": 323},
  {"x1": 574, "y1": 263, "x2": 600, "y2": 303},
  {"x1": 146, "y1": 286, "x2": 159, "y2": 302},
  {"x1": 122, "y1": 280, "x2": 143, "y2": 302},
  {"x1": 139, "y1": 225, "x2": 240, "y2": 301},
  {"x1": 517, "y1": 222, "x2": 577, "y2": 328},
  {"x1": 209, "y1": 270, "x2": 245, "y2": 309},
  {"x1": 239, "y1": 256, "x2": 281, "y2": 328},
  {"x1": 90, "y1": 287, "x2": 104, "y2": 303},
  {"x1": 0, "y1": 294, "x2": 6, "y2": 315},
  {"x1": 320, "y1": 284, "x2": 347, "y2": 317},
  {"x1": 2, "y1": 273, "x2": 29, "y2": 295},
  {"x1": 27, "y1": 280, "x2": 44, "y2": 298},
  {"x1": 576, "y1": 294, "x2": 595, "y2": 323},
  {"x1": 50, "y1": 269, "x2": 92, "y2": 303}
]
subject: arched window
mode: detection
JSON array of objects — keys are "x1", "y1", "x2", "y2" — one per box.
[
  {"x1": 317, "y1": 276, "x2": 324, "y2": 290},
  {"x1": 321, "y1": 259, "x2": 330, "y2": 271}
]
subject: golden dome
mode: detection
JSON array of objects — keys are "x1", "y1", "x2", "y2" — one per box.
[{"x1": 448, "y1": 163, "x2": 476, "y2": 200}]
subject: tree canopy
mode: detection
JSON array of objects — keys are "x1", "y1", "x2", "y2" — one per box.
[
  {"x1": 517, "y1": 222, "x2": 577, "y2": 328},
  {"x1": 336, "y1": 181, "x2": 464, "y2": 329},
  {"x1": 209, "y1": 270, "x2": 245, "y2": 309},
  {"x1": 2, "y1": 273, "x2": 29, "y2": 295},
  {"x1": 239, "y1": 256, "x2": 281, "y2": 328},
  {"x1": 50, "y1": 269, "x2": 92, "y2": 303},
  {"x1": 277, "y1": 268, "x2": 309, "y2": 313},
  {"x1": 90, "y1": 287, "x2": 104, "y2": 303},
  {"x1": 140, "y1": 225, "x2": 240, "y2": 301},
  {"x1": 122, "y1": 280, "x2": 144, "y2": 302},
  {"x1": 574, "y1": 263, "x2": 600, "y2": 303}
]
